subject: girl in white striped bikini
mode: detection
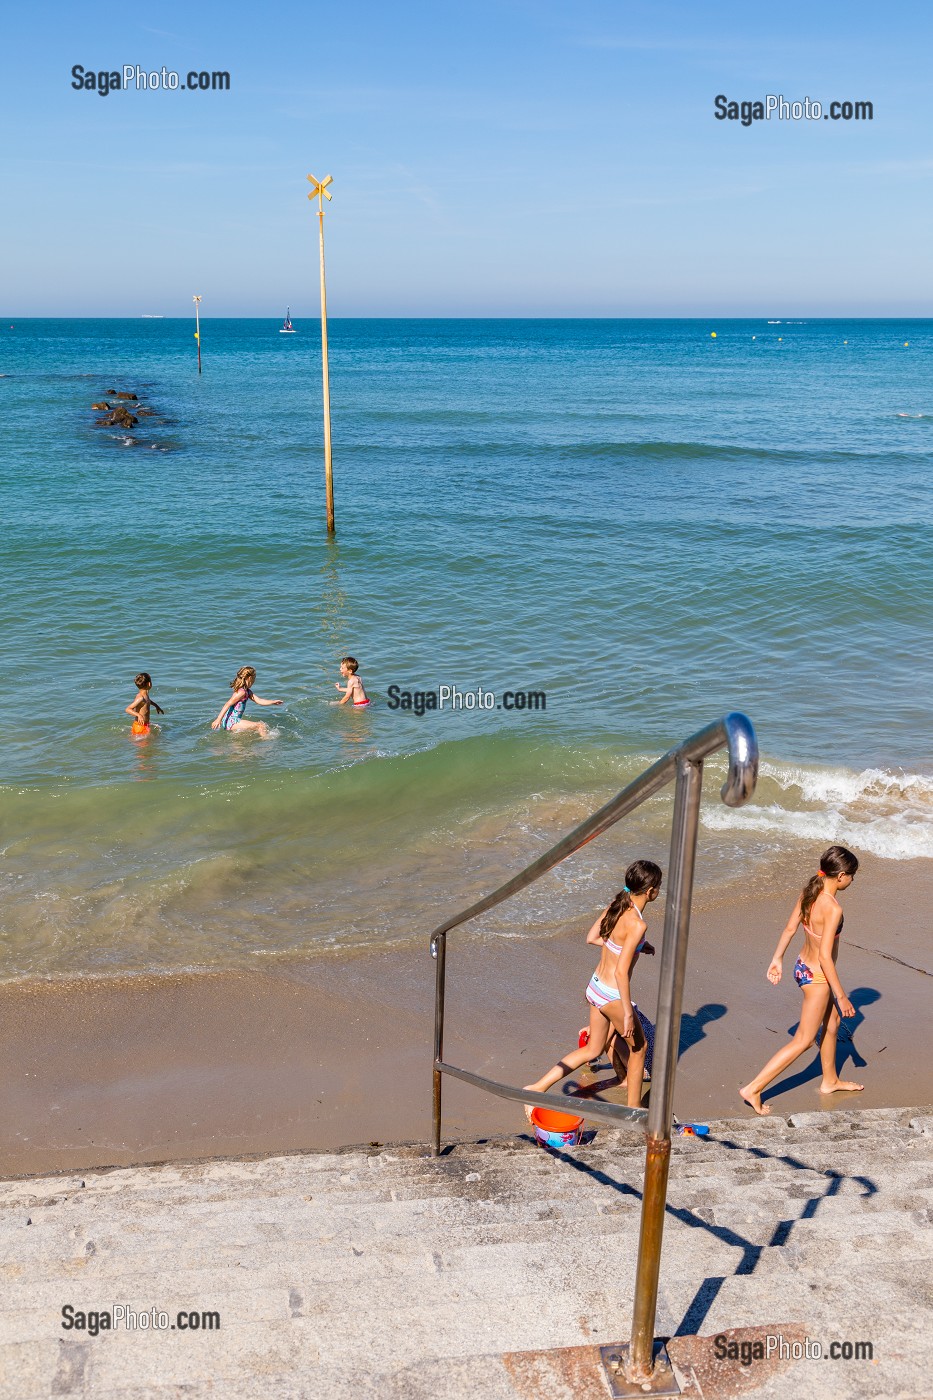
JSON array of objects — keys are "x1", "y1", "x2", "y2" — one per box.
[{"x1": 523, "y1": 860, "x2": 662, "y2": 1115}]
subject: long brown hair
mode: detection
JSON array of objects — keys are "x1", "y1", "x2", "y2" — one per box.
[
  {"x1": 230, "y1": 666, "x2": 256, "y2": 692},
  {"x1": 599, "y1": 859, "x2": 663, "y2": 941},
  {"x1": 800, "y1": 844, "x2": 859, "y2": 925}
]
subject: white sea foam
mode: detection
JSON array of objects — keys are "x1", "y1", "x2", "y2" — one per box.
[
  {"x1": 759, "y1": 759, "x2": 933, "y2": 813},
  {"x1": 702, "y1": 758, "x2": 933, "y2": 861},
  {"x1": 703, "y1": 803, "x2": 933, "y2": 861}
]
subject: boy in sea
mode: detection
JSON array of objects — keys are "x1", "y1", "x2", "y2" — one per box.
[
  {"x1": 125, "y1": 672, "x2": 165, "y2": 736},
  {"x1": 334, "y1": 656, "x2": 370, "y2": 707}
]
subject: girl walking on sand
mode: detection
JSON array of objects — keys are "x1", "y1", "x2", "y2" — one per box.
[
  {"x1": 523, "y1": 859, "x2": 662, "y2": 1115},
  {"x1": 211, "y1": 666, "x2": 282, "y2": 739},
  {"x1": 740, "y1": 844, "x2": 863, "y2": 1116}
]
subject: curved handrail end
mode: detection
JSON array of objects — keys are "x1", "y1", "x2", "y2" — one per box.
[{"x1": 719, "y1": 712, "x2": 759, "y2": 809}]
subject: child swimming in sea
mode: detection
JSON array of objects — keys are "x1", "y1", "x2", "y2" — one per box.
[
  {"x1": 211, "y1": 666, "x2": 282, "y2": 738},
  {"x1": 125, "y1": 672, "x2": 165, "y2": 737},
  {"x1": 334, "y1": 656, "x2": 370, "y2": 707}
]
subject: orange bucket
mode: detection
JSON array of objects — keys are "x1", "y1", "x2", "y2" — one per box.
[{"x1": 529, "y1": 1106, "x2": 584, "y2": 1149}]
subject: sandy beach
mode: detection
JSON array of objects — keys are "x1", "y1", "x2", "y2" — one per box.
[{"x1": 2, "y1": 860, "x2": 930, "y2": 1179}]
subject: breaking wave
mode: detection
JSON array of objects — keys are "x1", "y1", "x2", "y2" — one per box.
[{"x1": 702, "y1": 759, "x2": 933, "y2": 861}]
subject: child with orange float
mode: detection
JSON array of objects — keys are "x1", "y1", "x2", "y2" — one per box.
[{"x1": 125, "y1": 672, "x2": 165, "y2": 737}]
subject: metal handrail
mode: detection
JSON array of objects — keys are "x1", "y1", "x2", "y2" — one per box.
[{"x1": 429, "y1": 712, "x2": 758, "y2": 1389}]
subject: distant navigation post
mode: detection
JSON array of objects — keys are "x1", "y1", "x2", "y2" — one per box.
[
  {"x1": 192, "y1": 294, "x2": 202, "y2": 374},
  {"x1": 307, "y1": 173, "x2": 335, "y2": 534}
]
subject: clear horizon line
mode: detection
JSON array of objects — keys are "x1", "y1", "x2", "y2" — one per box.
[{"x1": 3, "y1": 314, "x2": 931, "y2": 322}]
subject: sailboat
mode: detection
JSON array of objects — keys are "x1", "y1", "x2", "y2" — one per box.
[{"x1": 279, "y1": 308, "x2": 296, "y2": 334}]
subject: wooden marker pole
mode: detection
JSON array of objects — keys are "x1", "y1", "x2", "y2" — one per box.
[
  {"x1": 307, "y1": 174, "x2": 335, "y2": 533},
  {"x1": 193, "y1": 294, "x2": 202, "y2": 374}
]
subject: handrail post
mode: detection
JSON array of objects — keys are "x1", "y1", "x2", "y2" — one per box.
[
  {"x1": 431, "y1": 933, "x2": 447, "y2": 1156},
  {"x1": 423, "y1": 714, "x2": 757, "y2": 1384},
  {"x1": 628, "y1": 755, "x2": 704, "y2": 1384}
]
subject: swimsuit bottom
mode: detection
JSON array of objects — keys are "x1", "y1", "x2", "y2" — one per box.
[
  {"x1": 584, "y1": 981, "x2": 656, "y2": 1079},
  {"x1": 353, "y1": 699, "x2": 370, "y2": 706},
  {"x1": 586, "y1": 971, "x2": 621, "y2": 1008},
  {"x1": 131, "y1": 721, "x2": 149, "y2": 736},
  {"x1": 794, "y1": 955, "x2": 827, "y2": 988}
]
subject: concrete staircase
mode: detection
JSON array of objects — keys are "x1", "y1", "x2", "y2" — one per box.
[{"x1": 1, "y1": 1106, "x2": 931, "y2": 1399}]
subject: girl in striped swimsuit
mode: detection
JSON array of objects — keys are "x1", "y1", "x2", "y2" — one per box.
[{"x1": 523, "y1": 860, "x2": 663, "y2": 1116}]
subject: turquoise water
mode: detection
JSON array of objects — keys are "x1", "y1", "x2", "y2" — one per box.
[{"x1": 2, "y1": 318, "x2": 932, "y2": 977}]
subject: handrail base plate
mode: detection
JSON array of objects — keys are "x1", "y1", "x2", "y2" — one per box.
[{"x1": 600, "y1": 1342, "x2": 681, "y2": 1397}]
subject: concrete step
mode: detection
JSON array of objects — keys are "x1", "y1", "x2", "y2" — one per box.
[
  {"x1": 5, "y1": 1141, "x2": 925, "y2": 1213},
  {"x1": 16, "y1": 1188, "x2": 930, "y2": 1284},
  {"x1": 1, "y1": 1105, "x2": 930, "y2": 1399},
  {"x1": 10, "y1": 1196, "x2": 930, "y2": 1297},
  {"x1": 3, "y1": 1123, "x2": 925, "y2": 1208},
  {"x1": 7, "y1": 1159, "x2": 929, "y2": 1229}
]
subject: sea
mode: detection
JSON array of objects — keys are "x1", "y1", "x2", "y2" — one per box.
[{"x1": 2, "y1": 318, "x2": 931, "y2": 980}]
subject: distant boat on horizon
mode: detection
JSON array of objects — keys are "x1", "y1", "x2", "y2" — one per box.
[
  {"x1": 141, "y1": 315, "x2": 164, "y2": 319},
  {"x1": 279, "y1": 308, "x2": 296, "y2": 334}
]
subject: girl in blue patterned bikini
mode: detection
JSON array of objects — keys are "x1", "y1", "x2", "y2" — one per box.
[
  {"x1": 211, "y1": 666, "x2": 283, "y2": 739},
  {"x1": 740, "y1": 844, "x2": 862, "y2": 1116},
  {"x1": 523, "y1": 860, "x2": 662, "y2": 1116}
]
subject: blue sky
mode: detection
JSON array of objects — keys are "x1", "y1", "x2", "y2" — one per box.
[{"x1": 2, "y1": 0, "x2": 931, "y2": 315}]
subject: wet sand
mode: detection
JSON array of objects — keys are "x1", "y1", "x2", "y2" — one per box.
[{"x1": 1, "y1": 862, "x2": 931, "y2": 1178}]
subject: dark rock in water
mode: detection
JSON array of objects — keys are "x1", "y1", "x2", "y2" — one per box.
[
  {"x1": 105, "y1": 388, "x2": 116, "y2": 394},
  {"x1": 106, "y1": 406, "x2": 139, "y2": 428},
  {"x1": 91, "y1": 402, "x2": 110, "y2": 410},
  {"x1": 114, "y1": 391, "x2": 138, "y2": 401},
  {"x1": 135, "y1": 405, "x2": 155, "y2": 416}
]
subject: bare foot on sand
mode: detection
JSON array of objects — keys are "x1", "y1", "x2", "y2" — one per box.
[
  {"x1": 820, "y1": 1078, "x2": 864, "y2": 1095},
  {"x1": 739, "y1": 1085, "x2": 771, "y2": 1116}
]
